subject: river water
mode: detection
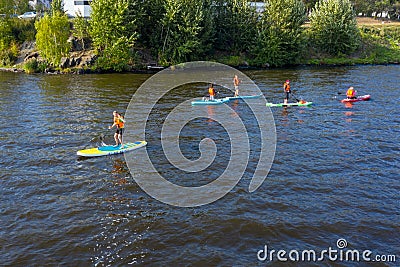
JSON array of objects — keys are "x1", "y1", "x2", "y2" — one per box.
[{"x1": 0, "y1": 65, "x2": 399, "y2": 266}]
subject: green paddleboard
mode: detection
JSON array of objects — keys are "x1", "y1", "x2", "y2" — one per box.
[{"x1": 266, "y1": 101, "x2": 313, "y2": 107}]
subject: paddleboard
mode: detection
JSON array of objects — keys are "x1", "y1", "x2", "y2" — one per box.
[
  {"x1": 225, "y1": 94, "x2": 263, "y2": 100},
  {"x1": 77, "y1": 141, "x2": 147, "y2": 157},
  {"x1": 341, "y1": 94, "x2": 370, "y2": 103},
  {"x1": 266, "y1": 101, "x2": 313, "y2": 107},
  {"x1": 191, "y1": 98, "x2": 230, "y2": 105}
]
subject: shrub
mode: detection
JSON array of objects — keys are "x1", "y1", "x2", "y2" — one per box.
[
  {"x1": 23, "y1": 58, "x2": 39, "y2": 73},
  {"x1": 309, "y1": 0, "x2": 360, "y2": 55},
  {"x1": 10, "y1": 18, "x2": 36, "y2": 43},
  {"x1": 35, "y1": 12, "x2": 71, "y2": 66},
  {"x1": 253, "y1": 0, "x2": 306, "y2": 67}
]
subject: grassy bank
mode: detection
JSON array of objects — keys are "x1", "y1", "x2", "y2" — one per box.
[
  {"x1": 301, "y1": 22, "x2": 400, "y2": 66},
  {"x1": 216, "y1": 19, "x2": 400, "y2": 68}
]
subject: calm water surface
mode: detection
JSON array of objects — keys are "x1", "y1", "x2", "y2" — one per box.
[{"x1": 0, "y1": 65, "x2": 399, "y2": 266}]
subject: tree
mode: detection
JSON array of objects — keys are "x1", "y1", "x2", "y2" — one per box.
[
  {"x1": 374, "y1": 0, "x2": 392, "y2": 18},
  {"x1": 0, "y1": 18, "x2": 18, "y2": 66},
  {"x1": 89, "y1": 0, "x2": 136, "y2": 71},
  {"x1": 0, "y1": 19, "x2": 12, "y2": 50},
  {"x1": 309, "y1": 0, "x2": 360, "y2": 55},
  {"x1": 254, "y1": 0, "x2": 306, "y2": 67},
  {"x1": 72, "y1": 12, "x2": 89, "y2": 50},
  {"x1": 353, "y1": 0, "x2": 376, "y2": 16},
  {"x1": 0, "y1": 0, "x2": 29, "y2": 15},
  {"x1": 35, "y1": 2, "x2": 70, "y2": 66},
  {"x1": 50, "y1": 0, "x2": 64, "y2": 15},
  {"x1": 393, "y1": 1, "x2": 400, "y2": 19},
  {"x1": 128, "y1": 0, "x2": 164, "y2": 48},
  {"x1": 302, "y1": 0, "x2": 319, "y2": 13},
  {"x1": 213, "y1": 0, "x2": 258, "y2": 54},
  {"x1": 158, "y1": 0, "x2": 206, "y2": 65},
  {"x1": 0, "y1": 0, "x2": 13, "y2": 14}
]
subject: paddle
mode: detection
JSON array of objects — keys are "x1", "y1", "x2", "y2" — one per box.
[
  {"x1": 99, "y1": 134, "x2": 108, "y2": 146},
  {"x1": 291, "y1": 91, "x2": 301, "y2": 102}
]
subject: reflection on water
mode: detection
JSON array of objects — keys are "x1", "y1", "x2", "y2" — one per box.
[{"x1": 1, "y1": 65, "x2": 399, "y2": 266}]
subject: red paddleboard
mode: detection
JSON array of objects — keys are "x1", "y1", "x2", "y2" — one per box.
[{"x1": 341, "y1": 94, "x2": 370, "y2": 103}]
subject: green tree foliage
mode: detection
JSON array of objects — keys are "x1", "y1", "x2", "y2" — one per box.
[
  {"x1": 309, "y1": 0, "x2": 360, "y2": 55},
  {"x1": 0, "y1": 0, "x2": 13, "y2": 14},
  {"x1": 0, "y1": 19, "x2": 12, "y2": 49},
  {"x1": 213, "y1": 0, "x2": 258, "y2": 53},
  {"x1": 393, "y1": 1, "x2": 400, "y2": 19},
  {"x1": 198, "y1": 0, "x2": 215, "y2": 56},
  {"x1": 158, "y1": 0, "x2": 206, "y2": 65},
  {"x1": 353, "y1": 0, "x2": 376, "y2": 16},
  {"x1": 89, "y1": 0, "x2": 136, "y2": 71},
  {"x1": 0, "y1": 0, "x2": 29, "y2": 15},
  {"x1": 127, "y1": 0, "x2": 159, "y2": 48},
  {"x1": 351, "y1": 0, "x2": 400, "y2": 17},
  {"x1": 302, "y1": 0, "x2": 319, "y2": 12},
  {"x1": 72, "y1": 12, "x2": 89, "y2": 50},
  {"x1": 35, "y1": 10, "x2": 71, "y2": 66},
  {"x1": 11, "y1": 18, "x2": 36, "y2": 42},
  {"x1": 0, "y1": 18, "x2": 17, "y2": 66},
  {"x1": 50, "y1": 0, "x2": 64, "y2": 15},
  {"x1": 0, "y1": 16, "x2": 36, "y2": 66},
  {"x1": 254, "y1": 0, "x2": 306, "y2": 67}
]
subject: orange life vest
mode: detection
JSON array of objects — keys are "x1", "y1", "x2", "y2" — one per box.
[
  {"x1": 284, "y1": 82, "x2": 291, "y2": 92},
  {"x1": 346, "y1": 88, "x2": 355, "y2": 98},
  {"x1": 209, "y1": 87, "x2": 215, "y2": 96},
  {"x1": 114, "y1": 116, "x2": 125, "y2": 128}
]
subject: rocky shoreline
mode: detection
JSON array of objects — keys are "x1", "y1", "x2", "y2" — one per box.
[{"x1": 2, "y1": 39, "x2": 165, "y2": 74}]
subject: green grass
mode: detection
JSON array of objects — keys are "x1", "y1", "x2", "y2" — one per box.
[{"x1": 300, "y1": 24, "x2": 400, "y2": 66}]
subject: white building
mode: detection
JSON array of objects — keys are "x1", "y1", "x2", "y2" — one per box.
[
  {"x1": 63, "y1": 0, "x2": 92, "y2": 18},
  {"x1": 249, "y1": 2, "x2": 265, "y2": 13},
  {"x1": 28, "y1": 0, "x2": 92, "y2": 18},
  {"x1": 29, "y1": 0, "x2": 52, "y2": 9}
]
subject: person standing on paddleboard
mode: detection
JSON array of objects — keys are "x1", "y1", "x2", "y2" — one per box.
[
  {"x1": 283, "y1": 80, "x2": 291, "y2": 104},
  {"x1": 346, "y1": 86, "x2": 357, "y2": 99},
  {"x1": 233, "y1": 75, "x2": 241, "y2": 97},
  {"x1": 208, "y1": 83, "x2": 216, "y2": 100},
  {"x1": 109, "y1": 111, "x2": 125, "y2": 147}
]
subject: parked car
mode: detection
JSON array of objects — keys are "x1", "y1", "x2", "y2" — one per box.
[{"x1": 18, "y1": 11, "x2": 37, "y2": 19}]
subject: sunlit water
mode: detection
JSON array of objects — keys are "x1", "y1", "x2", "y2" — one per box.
[{"x1": 0, "y1": 65, "x2": 399, "y2": 266}]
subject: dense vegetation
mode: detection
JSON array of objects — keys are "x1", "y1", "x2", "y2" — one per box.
[
  {"x1": 35, "y1": 0, "x2": 70, "y2": 67},
  {"x1": 0, "y1": 0, "x2": 399, "y2": 72},
  {"x1": 254, "y1": 0, "x2": 307, "y2": 67}
]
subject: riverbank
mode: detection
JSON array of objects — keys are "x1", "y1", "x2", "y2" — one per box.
[
  {"x1": 220, "y1": 19, "x2": 400, "y2": 68},
  {"x1": 1, "y1": 18, "x2": 399, "y2": 74}
]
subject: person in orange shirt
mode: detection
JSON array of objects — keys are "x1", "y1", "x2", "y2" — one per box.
[
  {"x1": 233, "y1": 75, "x2": 241, "y2": 97},
  {"x1": 208, "y1": 83, "x2": 216, "y2": 100},
  {"x1": 109, "y1": 111, "x2": 125, "y2": 147},
  {"x1": 283, "y1": 80, "x2": 291, "y2": 104},
  {"x1": 346, "y1": 86, "x2": 357, "y2": 99}
]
